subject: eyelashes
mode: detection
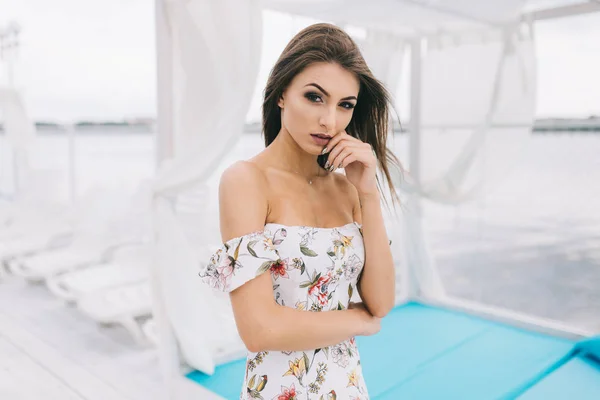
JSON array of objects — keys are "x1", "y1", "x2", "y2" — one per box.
[
  {"x1": 304, "y1": 92, "x2": 355, "y2": 110},
  {"x1": 305, "y1": 92, "x2": 321, "y2": 103}
]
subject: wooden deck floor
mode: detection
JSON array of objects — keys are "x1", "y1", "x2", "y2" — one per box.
[{"x1": 0, "y1": 274, "x2": 217, "y2": 399}]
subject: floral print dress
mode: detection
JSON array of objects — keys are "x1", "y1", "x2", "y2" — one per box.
[{"x1": 199, "y1": 221, "x2": 370, "y2": 400}]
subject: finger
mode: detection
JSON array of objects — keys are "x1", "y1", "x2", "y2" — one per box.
[
  {"x1": 337, "y1": 146, "x2": 373, "y2": 170},
  {"x1": 326, "y1": 139, "x2": 348, "y2": 167},
  {"x1": 341, "y1": 130, "x2": 365, "y2": 144},
  {"x1": 327, "y1": 141, "x2": 361, "y2": 168},
  {"x1": 328, "y1": 144, "x2": 362, "y2": 171},
  {"x1": 323, "y1": 130, "x2": 360, "y2": 154},
  {"x1": 338, "y1": 154, "x2": 358, "y2": 169},
  {"x1": 323, "y1": 133, "x2": 348, "y2": 157},
  {"x1": 330, "y1": 147, "x2": 357, "y2": 171},
  {"x1": 321, "y1": 131, "x2": 343, "y2": 155}
]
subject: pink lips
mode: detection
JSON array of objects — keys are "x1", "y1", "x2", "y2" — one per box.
[{"x1": 311, "y1": 134, "x2": 331, "y2": 146}]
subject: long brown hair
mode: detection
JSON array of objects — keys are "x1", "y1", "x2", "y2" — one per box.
[{"x1": 262, "y1": 22, "x2": 404, "y2": 209}]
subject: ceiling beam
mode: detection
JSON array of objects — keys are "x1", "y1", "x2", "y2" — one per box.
[
  {"x1": 524, "y1": 1, "x2": 600, "y2": 21},
  {"x1": 398, "y1": 0, "x2": 500, "y2": 27}
]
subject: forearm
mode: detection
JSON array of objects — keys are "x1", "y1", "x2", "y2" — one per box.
[
  {"x1": 253, "y1": 305, "x2": 362, "y2": 352},
  {"x1": 358, "y1": 192, "x2": 396, "y2": 317}
]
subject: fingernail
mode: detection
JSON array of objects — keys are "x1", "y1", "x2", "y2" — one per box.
[
  {"x1": 324, "y1": 161, "x2": 330, "y2": 169},
  {"x1": 321, "y1": 147, "x2": 328, "y2": 155}
]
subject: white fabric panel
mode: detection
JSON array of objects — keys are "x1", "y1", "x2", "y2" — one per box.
[
  {"x1": 153, "y1": 0, "x2": 263, "y2": 195},
  {"x1": 358, "y1": 30, "x2": 408, "y2": 302},
  {"x1": 401, "y1": 197, "x2": 445, "y2": 299},
  {"x1": 421, "y1": 41, "x2": 502, "y2": 126},
  {"x1": 0, "y1": 88, "x2": 36, "y2": 151},
  {"x1": 154, "y1": 197, "x2": 240, "y2": 375},
  {"x1": 416, "y1": 23, "x2": 535, "y2": 204},
  {"x1": 0, "y1": 87, "x2": 37, "y2": 196},
  {"x1": 399, "y1": 22, "x2": 535, "y2": 300},
  {"x1": 359, "y1": 29, "x2": 405, "y2": 101},
  {"x1": 151, "y1": 0, "x2": 263, "y2": 376}
]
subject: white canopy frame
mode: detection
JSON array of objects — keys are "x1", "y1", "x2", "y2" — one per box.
[{"x1": 151, "y1": 1, "x2": 600, "y2": 398}]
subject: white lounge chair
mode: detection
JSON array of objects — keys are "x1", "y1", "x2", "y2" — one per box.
[
  {"x1": 0, "y1": 229, "x2": 73, "y2": 264},
  {"x1": 46, "y1": 244, "x2": 151, "y2": 302},
  {"x1": 7, "y1": 233, "x2": 141, "y2": 282},
  {"x1": 70, "y1": 241, "x2": 216, "y2": 345},
  {"x1": 0, "y1": 204, "x2": 72, "y2": 242},
  {"x1": 77, "y1": 281, "x2": 152, "y2": 344}
]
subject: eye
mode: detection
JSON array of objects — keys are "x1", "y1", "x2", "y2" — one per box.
[
  {"x1": 340, "y1": 102, "x2": 355, "y2": 110},
  {"x1": 305, "y1": 92, "x2": 323, "y2": 103}
]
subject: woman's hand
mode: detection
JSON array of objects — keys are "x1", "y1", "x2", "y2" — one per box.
[
  {"x1": 348, "y1": 302, "x2": 381, "y2": 336},
  {"x1": 324, "y1": 130, "x2": 378, "y2": 196}
]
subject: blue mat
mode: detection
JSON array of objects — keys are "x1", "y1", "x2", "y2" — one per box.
[
  {"x1": 517, "y1": 357, "x2": 600, "y2": 399},
  {"x1": 516, "y1": 336, "x2": 600, "y2": 399},
  {"x1": 187, "y1": 302, "x2": 584, "y2": 399}
]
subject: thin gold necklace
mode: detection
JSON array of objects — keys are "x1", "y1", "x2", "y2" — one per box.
[
  {"x1": 284, "y1": 147, "x2": 327, "y2": 185},
  {"x1": 287, "y1": 164, "x2": 320, "y2": 185}
]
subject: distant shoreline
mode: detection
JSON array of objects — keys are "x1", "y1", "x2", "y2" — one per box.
[{"x1": 0, "y1": 116, "x2": 599, "y2": 134}]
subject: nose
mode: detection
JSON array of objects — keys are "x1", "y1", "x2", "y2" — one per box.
[{"x1": 319, "y1": 106, "x2": 337, "y2": 135}]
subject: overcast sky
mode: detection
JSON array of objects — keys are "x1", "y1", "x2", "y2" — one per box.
[{"x1": 1, "y1": 0, "x2": 599, "y2": 122}]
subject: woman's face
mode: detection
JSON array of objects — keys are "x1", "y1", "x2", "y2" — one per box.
[{"x1": 278, "y1": 62, "x2": 360, "y2": 155}]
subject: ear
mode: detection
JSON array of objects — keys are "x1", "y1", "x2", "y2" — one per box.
[{"x1": 277, "y1": 94, "x2": 284, "y2": 108}]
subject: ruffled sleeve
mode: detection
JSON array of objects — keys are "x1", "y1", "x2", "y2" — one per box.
[{"x1": 198, "y1": 230, "x2": 281, "y2": 293}]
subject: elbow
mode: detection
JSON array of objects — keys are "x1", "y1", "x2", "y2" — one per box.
[
  {"x1": 243, "y1": 329, "x2": 269, "y2": 353},
  {"x1": 371, "y1": 304, "x2": 393, "y2": 318},
  {"x1": 245, "y1": 337, "x2": 263, "y2": 353},
  {"x1": 242, "y1": 321, "x2": 271, "y2": 353},
  {"x1": 367, "y1": 295, "x2": 395, "y2": 318},
  {"x1": 373, "y1": 308, "x2": 392, "y2": 318},
  {"x1": 241, "y1": 306, "x2": 279, "y2": 353},
  {"x1": 240, "y1": 327, "x2": 260, "y2": 352}
]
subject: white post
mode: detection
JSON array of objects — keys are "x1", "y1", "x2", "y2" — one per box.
[
  {"x1": 155, "y1": 0, "x2": 174, "y2": 168},
  {"x1": 64, "y1": 123, "x2": 76, "y2": 202},
  {"x1": 409, "y1": 38, "x2": 422, "y2": 213},
  {"x1": 1, "y1": 22, "x2": 21, "y2": 197},
  {"x1": 153, "y1": 1, "x2": 181, "y2": 399},
  {"x1": 406, "y1": 38, "x2": 423, "y2": 299}
]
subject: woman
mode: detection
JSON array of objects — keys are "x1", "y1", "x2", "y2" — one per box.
[{"x1": 199, "y1": 22, "x2": 402, "y2": 400}]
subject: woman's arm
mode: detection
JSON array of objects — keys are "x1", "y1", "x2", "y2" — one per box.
[
  {"x1": 321, "y1": 130, "x2": 396, "y2": 318},
  {"x1": 352, "y1": 188, "x2": 396, "y2": 318},
  {"x1": 232, "y1": 272, "x2": 369, "y2": 352},
  {"x1": 219, "y1": 161, "x2": 376, "y2": 353}
]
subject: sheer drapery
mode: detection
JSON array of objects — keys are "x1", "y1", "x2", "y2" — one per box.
[
  {"x1": 0, "y1": 87, "x2": 36, "y2": 196},
  {"x1": 400, "y1": 22, "x2": 535, "y2": 299},
  {"x1": 151, "y1": 0, "x2": 262, "y2": 376}
]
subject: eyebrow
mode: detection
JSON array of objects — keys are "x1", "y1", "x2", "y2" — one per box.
[{"x1": 304, "y1": 83, "x2": 357, "y2": 101}]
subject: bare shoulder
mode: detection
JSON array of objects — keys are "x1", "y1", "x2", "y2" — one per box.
[
  {"x1": 220, "y1": 159, "x2": 267, "y2": 189},
  {"x1": 332, "y1": 172, "x2": 362, "y2": 223},
  {"x1": 218, "y1": 160, "x2": 269, "y2": 241}
]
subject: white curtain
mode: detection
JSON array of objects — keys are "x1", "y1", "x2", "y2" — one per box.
[
  {"x1": 0, "y1": 88, "x2": 36, "y2": 151},
  {"x1": 357, "y1": 29, "x2": 410, "y2": 303},
  {"x1": 0, "y1": 87, "x2": 36, "y2": 196},
  {"x1": 408, "y1": 23, "x2": 536, "y2": 203},
  {"x1": 401, "y1": 22, "x2": 536, "y2": 299},
  {"x1": 153, "y1": 0, "x2": 262, "y2": 195},
  {"x1": 151, "y1": 0, "x2": 262, "y2": 378},
  {"x1": 359, "y1": 29, "x2": 405, "y2": 102}
]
